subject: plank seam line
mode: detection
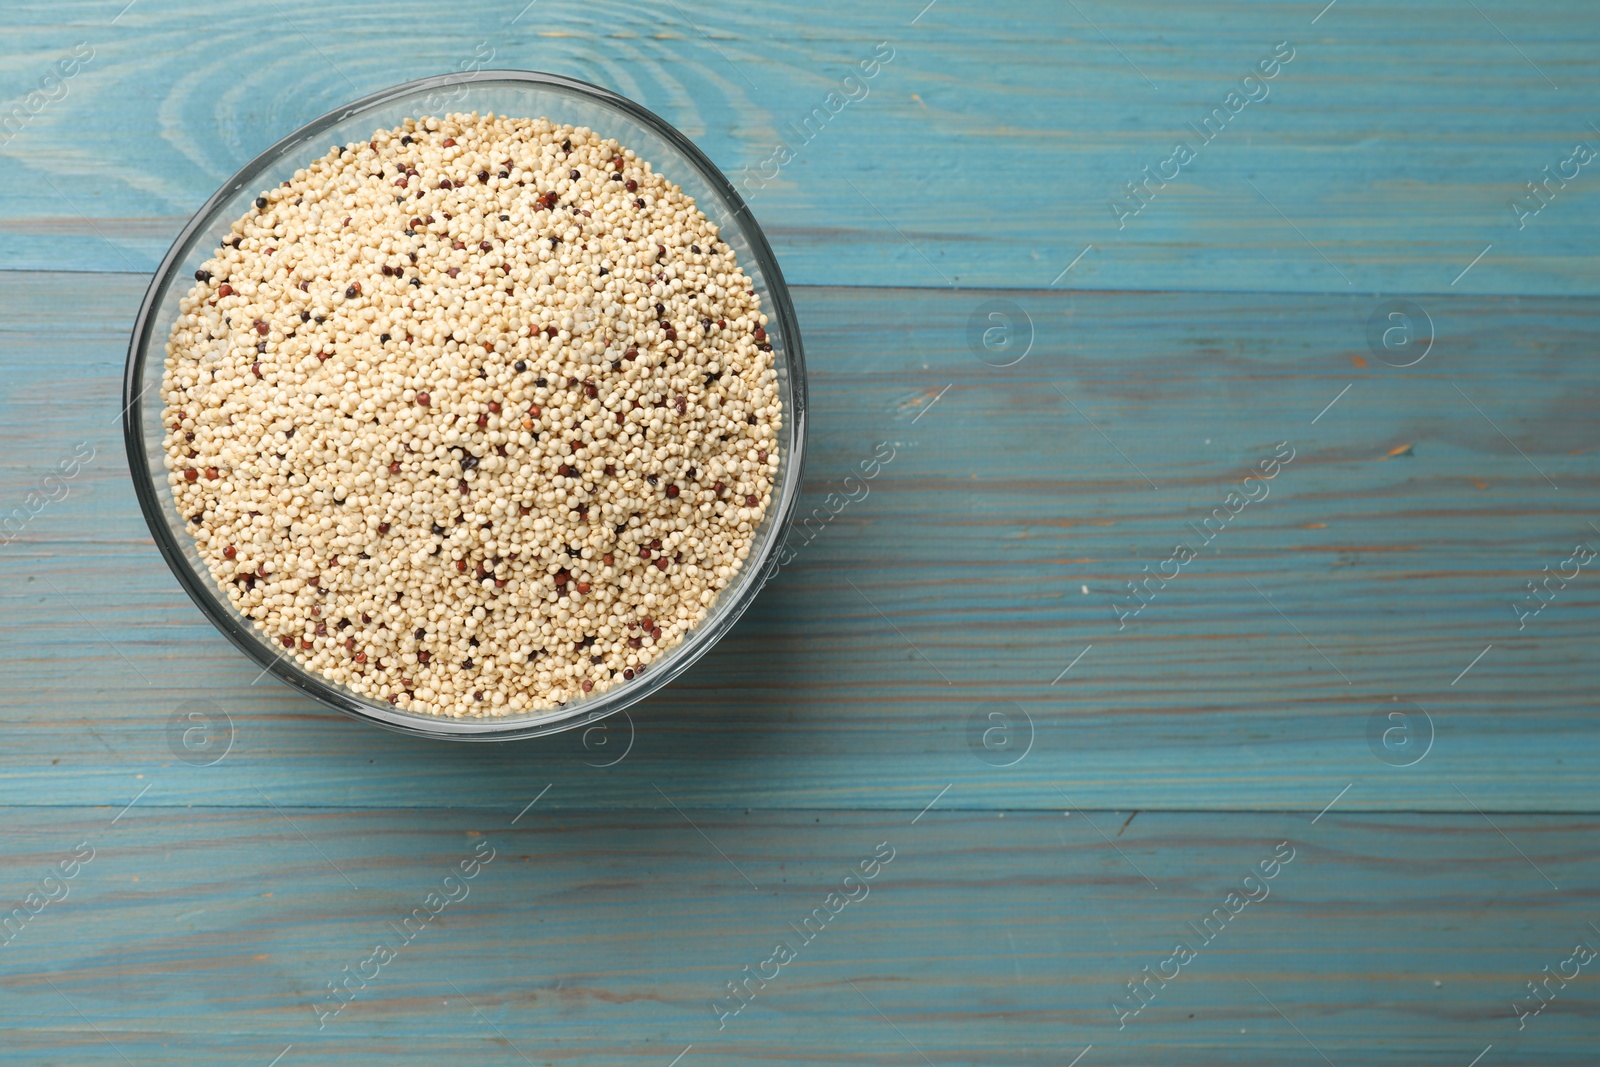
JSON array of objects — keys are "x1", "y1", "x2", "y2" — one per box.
[
  {"x1": 0, "y1": 804, "x2": 1589, "y2": 816},
  {"x1": 0, "y1": 269, "x2": 1590, "y2": 302}
]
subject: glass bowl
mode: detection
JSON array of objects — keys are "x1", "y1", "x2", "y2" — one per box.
[{"x1": 123, "y1": 70, "x2": 807, "y2": 741}]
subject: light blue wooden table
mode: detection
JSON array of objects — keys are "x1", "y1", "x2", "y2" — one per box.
[{"x1": 2, "y1": 1, "x2": 1597, "y2": 1063}]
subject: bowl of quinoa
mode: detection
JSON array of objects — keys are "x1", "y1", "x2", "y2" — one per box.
[{"x1": 123, "y1": 71, "x2": 806, "y2": 740}]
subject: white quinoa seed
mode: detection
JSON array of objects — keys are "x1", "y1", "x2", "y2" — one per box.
[{"x1": 161, "y1": 113, "x2": 781, "y2": 717}]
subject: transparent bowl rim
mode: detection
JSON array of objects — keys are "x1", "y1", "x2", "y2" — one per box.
[{"x1": 122, "y1": 68, "x2": 808, "y2": 742}]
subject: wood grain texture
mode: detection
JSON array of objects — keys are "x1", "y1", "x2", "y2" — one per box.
[
  {"x1": 2, "y1": 808, "x2": 1596, "y2": 1065},
  {"x1": 3, "y1": 3, "x2": 1598, "y2": 1063},
  {"x1": 2, "y1": 274, "x2": 1595, "y2": 811},
  {"x1": 0, "y1": 0, "x2": 1597, "y2": 291}
]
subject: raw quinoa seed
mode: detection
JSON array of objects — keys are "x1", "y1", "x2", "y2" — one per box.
[{"x1": 162, "y1": 112, "x2": 782, "y2": 718}]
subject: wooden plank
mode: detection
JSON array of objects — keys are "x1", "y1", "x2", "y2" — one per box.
[
  {"x1": 2, "y1": 274, "x2": 1596, "y2": 811},
  {"x1": 0, "y1": 0, "x2": 1597, "y2": 292},
  {"x1": 0, "y1": 807, "x2": 1595, "y2": 1064}
]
